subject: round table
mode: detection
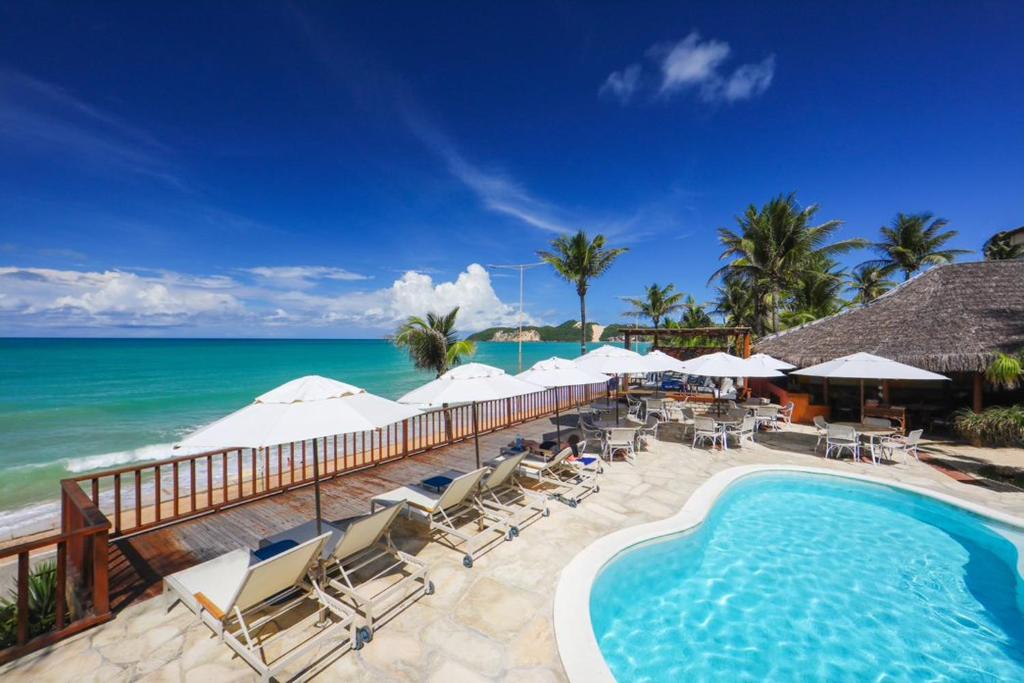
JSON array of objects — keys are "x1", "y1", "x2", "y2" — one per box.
[{"x1": 833, "y1": 422, "x2": 897, "y2": 461}]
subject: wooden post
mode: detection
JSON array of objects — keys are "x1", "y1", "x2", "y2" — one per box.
[
  {"x1": 624, "y1": 330, "x2": 632, "y2": 351},
  {"x1": 743, "y1": 332, "x2": 752, "y2": 358},
  {"x1": 973, "y1": 372, "x2": 984, "y2": 413},
  {"x1": 882, "y1": 380, "x2": 891, "y2": 404},
  {"x1": 91, "y1": 529, "x2": 110, "y2": 617}
]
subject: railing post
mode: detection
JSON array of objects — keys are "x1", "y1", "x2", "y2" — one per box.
[
  {"x1": 402, "y1": 419, "x2": 409, "y2": 458},
  {"x1": 91, "y1": 528, "x2": 110, "y2": 617},
  {"x1": 16, "y1": 552, "x2": 29, "y2": 645},
  {"x1": 56, "y1": 541, "x2": 67, "y2": 630}
]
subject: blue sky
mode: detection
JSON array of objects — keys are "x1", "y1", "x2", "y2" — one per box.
[{"x1": 0, "y1": 2, "x2": 1021, "y2": 337}]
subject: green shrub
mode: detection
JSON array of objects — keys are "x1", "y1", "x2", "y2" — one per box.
[
  {"x1": 954, "y1": 404, "x2": 1024, "y2": 447},
  {"x1": 0, "y1": 560, "x2": 59, "y2": 649}
]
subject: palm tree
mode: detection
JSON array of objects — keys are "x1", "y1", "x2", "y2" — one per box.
[
  {"x1": 864, "y1": 212, "x2": 970, "y2": 280},
  {"x1": 982, "y1": 231, "x2": 1024, "y2": 261},
  {"x1": 781, "y1": 254, "x2": 846, "y2": 327},
  {"x1": 711, "y1": 193, "x2": 864, "y2": 335},
  {"x1": 392, "y1": 307, "x2": 476, "y2": 377},
  {"x1": 623, "y1": 283, "x2": 684, "y2": 328},
  {"x1": 538, "y1": 230, "x2": 629, "y2": 353},
  {"x1": 847, "y1": 264, "x2": 896, "y2": 304},
  {"x1": 711, "y1": 276, "x2": 756, "y2": 329},
  {"x1": 679, "y1": 295, "x2": 713, "y2": 328}
]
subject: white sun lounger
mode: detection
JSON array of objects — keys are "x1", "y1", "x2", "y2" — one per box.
[
  {"x1": 477, "y1": 451, "x2": 549, "y2": 535},
  {"x1": 163, "y1": 533, "x2": 357, "y2": 682},
  {"x1": 369, "y1": 467, "x2": 506, "y2": 568},
  {"x1": 320, "y1": 502, "x2": 432, "y2": 641},
  {"x1": 516, "y1": 446, "x2": 599, "y2": 508}
]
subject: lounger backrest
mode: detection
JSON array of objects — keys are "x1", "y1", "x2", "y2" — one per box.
[
  {"x1": 331, "y1": 503, "x2": 405, "y2": 563},
  {"x1": 484, "y1": 451, "x2": 528, "y2": 489},
  {"x1": 545, "y1": 446, "x2": 573, "y2": 467},
  {"x1": 230, "y1": 532, "x2": 329, "y2": 614},
  {"x1": 437, "y1": 467, "x2": 488, "y2": 511}
]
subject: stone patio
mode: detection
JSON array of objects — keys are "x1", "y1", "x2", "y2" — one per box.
[{"x1": 4, "y1": 425, "x2": 1023, "y2": 682}]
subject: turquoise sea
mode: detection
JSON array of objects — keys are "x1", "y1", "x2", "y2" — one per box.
[{"x1": 0, "y1": 338, "x2": 606, "y2": 534}]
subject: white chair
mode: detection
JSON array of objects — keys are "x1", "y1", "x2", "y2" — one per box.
[
  {"x1": 625, "y1": 397, "x2": 643, "y2": 424},
  {"x1": 881, "y1": 429, "x2": 923, "y2": 463},
  {"x1": 754, "y1": 405, "x2": 781, "y2": 431},
  {"x1": 603, "y1": 427, "x2": 637, "y2": 463},
  {"x1": 813, "y1": 416, "x2": 829, "y2": 451},
  {"x1": 635, "y1": 414, "x2": 662, "y2": 451},
  {"x1": 725, "y1": 416, "x2": 756, "y2": 449},
  {"x1": 692, "y1": 416, "x2": 725, "y2": 450},
  {"x1": 825, "y1": 424, "x2": 861, "y2": 462}
]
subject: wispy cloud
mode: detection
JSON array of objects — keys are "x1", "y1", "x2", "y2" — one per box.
[
  {"x1": 0, "y1": 68, "x2": 184, "y2": 187},
  {"x1": 243, "y1": 265, "x2": 372, "y2": 289},
  {"x1": 601, "y1": 32, "x2": 775, "y2": 105}
]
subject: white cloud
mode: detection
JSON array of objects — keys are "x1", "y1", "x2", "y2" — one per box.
[
  {"x1": 599, "y1": 64, "x2": 643, "y2": 103},
  {"x1": 0, "y1": 263, "x2": 529, "y2": 334},
  {"x1": 601, "y1": 32, "x2": 775, "y2": 105},
  {"x1": 243, "y1": 265, "x2": 371, "y2": 289}
]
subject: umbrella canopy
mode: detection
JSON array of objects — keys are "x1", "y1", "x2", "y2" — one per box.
[
  {"x1": 642, "y1": 349, "x2": 688, "y2": 373},
  {"x1": 573, "y1": 344, "x2": 657, "y2": 374},
  {"x1": 790, "y1": 352, "x2": 949, "y2": 381},
  {"x1": 178, "y1": 375, "x2": 422, "y2": 449},
  {"x1": 397, "y1": 362, "x2": 542, "y2": 408},
  {"x1": 678, "y1": 352, "x2": 784, "y2": 378},
  {"x1": 516, "y1": 357, "x2": 610, "y2": 388},
  {"x1": 748, "y1": 353, "x2": 796, "y2": 371}
]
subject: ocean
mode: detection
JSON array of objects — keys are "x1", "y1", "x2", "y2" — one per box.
[{"x1": 0, "y1": 338, "x2": 608, "y2": 538}]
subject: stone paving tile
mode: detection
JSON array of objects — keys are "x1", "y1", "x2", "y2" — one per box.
[{"x1": 3, "y1": 426, "x2": 1023, "y2": 682}]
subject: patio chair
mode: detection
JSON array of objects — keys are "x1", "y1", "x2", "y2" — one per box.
[
  {"x1": 725, "y1": 416, "x2": 757, "y2": 449},
  {"x1": 370, "y1": 468, "x2": 504, "y2": 569},
  {"x1": 864, "y1": 417, "x2": 892, "y2": 428},
  {"x1": 477, "y1": 450, "x2": 549, "y2": 532},
  {"x1": 813, "y1": 416, "x2": 829, "y2": 451},
  {"x1": 754, "y1": 405, "x2": 781, "y2": 431},
  {"x1": 314, "y1": 503, "x2": 433, "y2": 642},
  {"x1": 634, "y1": 414, "x2": 662, "y2": 451},
  {"x1": 825, "y1": 424, "x2": 861, "y2": 461},
  {"x1": 692, "y1": 416, "x2": 725, "y2": 450},
  {"x1": 578, "y1": 415, "x2": 604, "y2": 444},
  {"x1": 779, "y1": 401, "x2": 795, "y2": 426},
  {"x1": 518, "y1": 445, "x2": 599, "y2": 507},
  {"x1": 880, "y1": 429, "x2": 924, "y2": 463},
  {"x1": 603, "y1": 426, "x2": 638, "y2": 464},
  {"x1": 164, "y1": 533, "x2": 358, "y2": 681},
  {"x1": 626, "y1": 396, "x2": 643, "y2": 424}
]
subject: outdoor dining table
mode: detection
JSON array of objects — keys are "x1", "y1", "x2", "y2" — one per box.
[
  {"x1": 713, "y1": 415, "x2": 744, "y2": 451},
  {"x1": 833, "y1": 422, "x2": 898, "y2": 461}
]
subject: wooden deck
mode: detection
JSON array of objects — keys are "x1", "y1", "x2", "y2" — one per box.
[{"x1": 106, "y1": 413, "x2": 570, "y2": 612}]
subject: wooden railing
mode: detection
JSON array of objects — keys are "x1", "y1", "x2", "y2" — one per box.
[
  {"x1": 0, "y1": 482, "x2": 112, "y2": 665},
  {"x1": 0, "y1": 382, "x2": 605, "y2": 663}
]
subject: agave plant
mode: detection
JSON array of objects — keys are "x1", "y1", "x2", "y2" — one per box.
[
  {"x1": 955, "y1": 405, "x2": 1024, "y2": 447},
  {"x1": 0, "y1": 560, "x2": 59, "y2": 648}
]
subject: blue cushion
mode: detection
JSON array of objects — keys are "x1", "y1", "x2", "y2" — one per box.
[{"x1": 253, "y1": 538, "x2": 298, "y2": 562}]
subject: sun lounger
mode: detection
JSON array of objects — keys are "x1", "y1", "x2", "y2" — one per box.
[
  {"x1": 163, "y1": 533, "x2": 357, "y2": 682},
  {"x1": 313, "y1": 502, "x2": 432, "y2": 642},
  {"x1": 516, "y1": 446, "x2": 599, "y2": 508},
  {"x1": 369, "y1": 467, "x2": 505, "y2": 568},
  {"x1": 477, "y1": 451, "x2": 549, "y2": 534}
]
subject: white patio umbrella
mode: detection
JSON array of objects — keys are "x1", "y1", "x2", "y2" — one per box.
[
  {"x1": 790, "y1": 352, "x2": 949, "y2": 421},
  {"x1": 177, "y1": 375, "x2": 422, "y2": 534},
  {"x1": 398, "y1": 363, "x2": 542, "y2": 467},
  {"x1": 574, "y1": 345, "x2": 656, "y2": 423},
  {"x1": 747, "y1": 353, "x2": 797, "y2": 371},
  {"x1": 516, "y1": 357, "x2": 610, "y2": 443},
  {"x1": 643, "y1": 349, "x2": 689, "y2": 373},
  {"x1": 678, "y1": 351, "x2": 784, "y2": 378}
]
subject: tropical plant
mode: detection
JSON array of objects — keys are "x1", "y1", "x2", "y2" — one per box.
[
  {"x1": 863, "y1": 212, "x2": 970, "y2": 280},
  {"x1": 954, "y1": 405, "x2": 1024, "y2": 448},
  {"x1": 711, "y1": 193, "x2": 864, "y2": 335},
  {"x1": 985, "y1": 352, "x2": 1023, "y2": 390},
  {"x1": 847, "y1": 264, "x2": 896, "y2": 304},
  {"x1": 392, "y1": 307, "x2": 476, "y2": 377},
  {"x1": 780, "y1": 255, "x2": 847, "y2": 328},
  {"x1": 538, "y1": 230, "x2": 629, "y2": 353},
  {"x1": 982, "y1": 231, "x2": 1024, "y2": 261},
  {"x1": 622, "y1": 283, "x2": 685, "y2": 328},
  {"x1": 711, "y1": 275, "x2": 756, "y2": 329},
  {"x1": 0, "y1": 560, "x2": 59, "y2": 648},
  {"x1": 679, "y1": 295, "x2": 713, "y2": 328}
]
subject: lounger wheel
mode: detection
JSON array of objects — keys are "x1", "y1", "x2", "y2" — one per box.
[
  {"x1": 463, "y1": 555, "x2": 474, "y2": 568},
  {"x1": 568, "y1": 498, "x2": 578, "y2": 508},
  {"x1": 425, "y1": 580, "x2": 435, "y2": 595},
  {"x1": 357, "y1": 625, "x2": 373, "y2": 646},
  {"x1": 594, "y1": 485, "x2": 600, "y2": 494}
]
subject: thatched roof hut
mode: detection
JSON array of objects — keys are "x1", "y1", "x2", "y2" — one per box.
[{"x1": 755, "y1": 260, "x2": 1024, "y2": 374}]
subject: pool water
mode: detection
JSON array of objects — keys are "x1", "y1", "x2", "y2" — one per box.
[{"x1": 590, "y1": 474, "x2": 1024, "y2": 682}]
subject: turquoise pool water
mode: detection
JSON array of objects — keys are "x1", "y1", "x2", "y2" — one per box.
[{"x1": 590, "y1": 474, "x2": 1024, "y2": 682}]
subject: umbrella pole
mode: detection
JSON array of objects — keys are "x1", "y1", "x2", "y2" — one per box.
[
  {"x1": 472, "y1": 400, "x2": 481, "y2": 469},
  {"x1": 312, "y1": 438, "x2": 323, "y2": 535},
  {"x1": 555, "y1": 394, "x2": 561, "y2": 446},
  {"x1": 860, "y1": 379, "x2": 865, "y2": 423}
]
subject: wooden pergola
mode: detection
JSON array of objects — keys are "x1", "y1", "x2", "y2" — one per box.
[{"x1": 622, "y1": 326, "x2": 753, "y2": 359}]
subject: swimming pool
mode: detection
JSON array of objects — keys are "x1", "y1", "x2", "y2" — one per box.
[{"x1": 589, "y1": 473, "x2": 1024, "y2": 682}]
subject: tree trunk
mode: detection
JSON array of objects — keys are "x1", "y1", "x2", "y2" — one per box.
[
  {"x1": 579, "y1": 290, "x2": 588, "y2": 354},
  {"x1": 771, "y1": 286, "x2": 780, "y2": 334}
]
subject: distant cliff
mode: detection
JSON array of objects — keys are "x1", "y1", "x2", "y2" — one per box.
[{"x1": 467, "y1": 320, "x2": 624, "y2": 343}]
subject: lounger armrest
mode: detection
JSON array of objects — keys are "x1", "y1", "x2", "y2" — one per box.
[{"x1": 194, "y1": 591, "x2": 225, "y2": 620}]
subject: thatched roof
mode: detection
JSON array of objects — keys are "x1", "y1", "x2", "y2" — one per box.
[{"x1": 755, "y1": 260, "x2": 1024, "y2": 373}]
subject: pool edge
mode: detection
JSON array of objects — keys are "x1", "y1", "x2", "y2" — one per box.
[{"x1": 552, "y1": 464, "x2": 1024, "y2": 683}]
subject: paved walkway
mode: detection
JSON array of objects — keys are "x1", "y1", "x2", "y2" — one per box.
[{"x1": 4, "y1": 424, "x2": 1024, "y2": 682}]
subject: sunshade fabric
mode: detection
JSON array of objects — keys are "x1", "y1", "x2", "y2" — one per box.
[
  {"x1": 397, "y1": 362, "x2": 542, "y2": 408},
  {"x1": 747, "y1": 353, "x2": 797, "y2": 371},
  {"x1": 516, "y1": 357, "x2": 611, "y2": 388},
  {"x1": 790, "y1": 352, "x2": 949, "y2": 381},
  {"x1": 642, "y1": 350, "x2": 689, "y2": 373},
  {"x1": 573, "y1": 345, "x2": 657, "y2": 374},
  {"x1": 677, "y1": 351, "x2": 784, "y2": 378}
]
